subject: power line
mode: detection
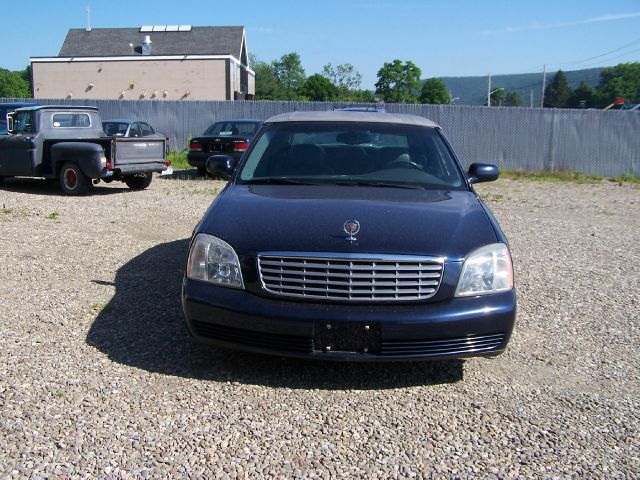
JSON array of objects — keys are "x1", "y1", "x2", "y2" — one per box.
[
  {"x1": 549, "y1": 36, "x2": 640, "y2": 68},
  {"x1": 524, "y1": 36, "x2": 640, "y2": 73}
]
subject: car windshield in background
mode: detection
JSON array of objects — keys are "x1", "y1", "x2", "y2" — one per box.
[
  {"x1": 239, "y1": 122, "x2": 466, "y2": 189},
  {"x1": 102, "y1": 122, "x2": 129, "y2": 136},
  {"x1": 204, "y1": 121, "x2": 260, "y2": 136}
]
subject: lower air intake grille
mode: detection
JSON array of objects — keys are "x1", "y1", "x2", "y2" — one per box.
[
  {"x1": 381, "y1": 333, "x2": 506, "y2": 357},
  {"x1": 191, "y1": 321, "x2": 313, "y2": 354}
]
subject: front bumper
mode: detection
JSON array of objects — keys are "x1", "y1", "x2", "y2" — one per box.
[{"x1": 182, "y1": 278, "x2": 516, "y2": 361}]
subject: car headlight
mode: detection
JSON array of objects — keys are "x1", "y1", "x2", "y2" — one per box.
[
  {"x1": 455, "y1": 243, "x2": 513, "y2": 297},
  {"x1": 186, "y1": 233, "x2": 244, "y2": 289}
]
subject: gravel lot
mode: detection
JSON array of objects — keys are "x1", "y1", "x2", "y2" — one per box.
[{"x1": 0, "y1": 174, "x2": 638, "y2": 478}]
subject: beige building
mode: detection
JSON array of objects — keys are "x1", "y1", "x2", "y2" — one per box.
[{"x1": 31, "y1": 25, "x2": 255, "y2": 101}]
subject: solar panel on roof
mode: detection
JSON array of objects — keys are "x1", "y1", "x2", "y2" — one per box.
[
  {"x1": 166, "y1": 25, "x2": 179, "y2": 32},
  {"x1": 178, "y1": 25, "x2": 192, "y2": 31},
  {"x1": 140, "y1": 26, "x2": 153, "y2": 32},
  {"x1": 152, "y1": 25, "x2": 166, "y2": 32}
]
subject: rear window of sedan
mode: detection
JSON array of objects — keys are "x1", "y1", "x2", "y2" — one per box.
[
  {"x1": 239, "y1": 122, "x2": 466, "y2": 190},
  {"x1": 204, "y1": 121, "x2": 261, "y2": 136}
]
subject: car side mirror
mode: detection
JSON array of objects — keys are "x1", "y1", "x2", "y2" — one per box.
[
  {"x1": 468, "y1": 163, "x2": 499, "y2": 184},
  {"x1": 206, "y1": 154, "x2": 236, "y2": 176},
  {"x1": 7, "y1": 114, "x2": 14, "y2": 134}
]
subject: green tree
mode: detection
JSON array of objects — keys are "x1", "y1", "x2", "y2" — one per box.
[
  {"x1": 505, "y1": 91, "x2": 523, "y2": 107},
  {"x1": 544, "y1": 70, "x2": 571, "y2": 108},
  {"x1": 489, "y1": 88, "x2": 505, "y2": 106},
  {"x1": 596, "y1": 62, "x2": 640, "y2": 106},
  {"x1": 253, "y1": 61, "x2": 283, "y2": 100},
  {"x1": 375, "y1": 60, "x2": 422, "y2": 103},
  {"x1": 569, "y1": 80, "x2": 595, "y2": 108},
  {"x1": 342, "y1": 89, "x2": 375, "y2": 103},
  {"x1": 272, "y1": 52, "x2": 306, "y2": 100},
  {"x1": 419, "y1": 78, "x2": 450, "y2": 104},
  {"x1": 302, "y1": 74, "x2": 339, "y2": 101},
  {"x1": 322, "y1": 63, "x2": 362, "y2": 95},
  {"x1": 0, "y1": 69, "x2": 30, "y2": 98}
]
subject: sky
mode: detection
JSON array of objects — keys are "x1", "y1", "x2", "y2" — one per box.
[{"x1": 3, "y1": 0, "x2": 640, "y2": 89}]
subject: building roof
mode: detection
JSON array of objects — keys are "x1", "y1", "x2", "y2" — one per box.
[
  {"x1": 59, "y1": 26, "x2": 246, "y2": 60},
  {"x1": 265, "y1": 111, "x2": 440, "y2": 128}
]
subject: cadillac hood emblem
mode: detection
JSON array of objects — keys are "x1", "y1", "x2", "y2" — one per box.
[{"x1": 343, "y1": 220, "x2": 360, "y2": 241}]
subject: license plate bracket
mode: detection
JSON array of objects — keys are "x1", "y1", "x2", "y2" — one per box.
[{"x1": 314, "y1": 321, "x2": 381, "y2": 354}]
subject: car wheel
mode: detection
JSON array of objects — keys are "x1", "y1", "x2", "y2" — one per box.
[
  {"x1": 124, "y1": 173, "x2": 153, "y2": 190},
  {"x1": 59, "y1": 162, "x2": 90, "y2": 196}
]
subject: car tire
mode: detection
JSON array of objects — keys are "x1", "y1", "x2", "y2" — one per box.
[
  {"x1": 59, "y1": 162, "x2": 90, "y2": 196},
  {"x1": 124, "y1": 173, "x2": 153, "y2": 190},
  {"x1": 197, "y1": 166, "x2": 208, "y2": 177}
]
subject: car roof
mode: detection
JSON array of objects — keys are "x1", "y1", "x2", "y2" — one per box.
[
  {"x1": 0, "y1": 102, "x2": 38, "y2": 108},
  {"x1": 14, "y1": 105, "x2": 99, "y2": 112},
  {"x1": 102, "y1": 119, "x2": 137, "y2": 124},
  {"x1": 212, "y1": 119, "x2": 263, "y2": 123},
  {"x1": 265, "y1": 111, "x2": 440, "y2": 128}
]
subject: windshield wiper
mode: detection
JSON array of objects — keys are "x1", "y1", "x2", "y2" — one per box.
[{"x1": 333, "y1": 180, "x2": 424, "y2": 189}]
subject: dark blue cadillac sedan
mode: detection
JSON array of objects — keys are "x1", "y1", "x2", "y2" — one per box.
[{"x1": 182, "y1": 111, "x2": 515, "y2": 361}]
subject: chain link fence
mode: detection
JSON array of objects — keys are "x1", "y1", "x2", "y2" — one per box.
[{"x1": 2, "y1": 97, "x2": 638, "y2": 176}]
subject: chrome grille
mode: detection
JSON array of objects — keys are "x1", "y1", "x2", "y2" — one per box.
[{"x1": 258, "y1": 252, "x2": 444, "y2": 302}]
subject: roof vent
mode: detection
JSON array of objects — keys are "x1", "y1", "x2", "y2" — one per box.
[{"x1": 142, "y1": 35, "x2": 152, "y2": 55}]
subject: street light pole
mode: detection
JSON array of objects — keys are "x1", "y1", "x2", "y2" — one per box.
[{"x1": 487, "y1": 73, "x2": 491, "y2": 107}]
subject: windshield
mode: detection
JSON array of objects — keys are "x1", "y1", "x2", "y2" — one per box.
[
  {"x1": 203, "y1": 121, "x2": 260, "y2": 136},
  {"x1": 238, "y1": 122, "x2": 466, "y2": 189},
  {"x1": 102, "y1": 122, "x2": 129, "y2": 136}
]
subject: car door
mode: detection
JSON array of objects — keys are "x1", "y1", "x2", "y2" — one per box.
[{"x1": 0, "y1": 111, "x2": 36, "y2": 176}]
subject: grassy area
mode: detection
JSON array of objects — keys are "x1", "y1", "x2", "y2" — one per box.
[
  {"x1": 501, "y1": 169, "x2": 639, "y2": 185},
  {"x1": 167, "y1": 151, "x2": 190, "y2": 170}
]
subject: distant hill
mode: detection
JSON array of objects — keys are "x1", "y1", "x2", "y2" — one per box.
[{"x1": 439, "y1": 67, "x2": 604, "y2": 106}]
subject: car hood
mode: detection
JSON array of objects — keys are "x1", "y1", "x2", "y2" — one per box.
[{"x1": 197, "y1": 185, "x2": 497, "y2": 261}]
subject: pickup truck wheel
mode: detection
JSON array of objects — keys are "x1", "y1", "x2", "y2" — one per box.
[
  {"x1": 124, "y1": 173, "x2": 153, "y2": 190},
  {"x1": 59, "y1": 162, "x2": 90, "y2": 196}
]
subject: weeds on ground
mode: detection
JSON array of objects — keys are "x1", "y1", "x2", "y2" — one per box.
[
  {"x1": 611, "y1": 174, "x2": 640, "y2": 186},
  {"x1": 167, "y1": 151, "x2": 190, "y2": 170},
  {"x1": 501, "y1": 169, "x2": 604, "y2": 184},
  {"x1": 46, "y1": 211, "x2": 60, "y2": 220}
]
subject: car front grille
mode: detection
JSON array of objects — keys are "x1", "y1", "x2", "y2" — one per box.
[{"x1": 257, "y1": 252, "x2": 444, "y2": 302}]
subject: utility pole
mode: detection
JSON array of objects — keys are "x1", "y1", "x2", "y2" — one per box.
[
  {"x1": 540, "y1": 64, "x2": 547, "y2": 108},
  {"x1": 530, "y1": 90, "x2": 534, "y2": 108},
  {"x1": 487, "y1": 73, "x2": 491, "y2": 107}
]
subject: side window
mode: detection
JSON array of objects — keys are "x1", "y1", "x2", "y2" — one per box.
[
  {"x1": 140, "y1": 123, "x2": 154, "y2": 136},
  {"x1": 13, "y1": 112, "x2": 35, "y2": 134},
  {"x1": 129, "y1": 123, "x2": 142, "y2": 137}
]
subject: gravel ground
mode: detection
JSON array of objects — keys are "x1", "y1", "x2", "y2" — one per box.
[{"x1": 0, "y1": 174, "x2": 638, "y2": 479}]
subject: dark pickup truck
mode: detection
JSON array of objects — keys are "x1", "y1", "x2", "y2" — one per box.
[
  {"x1": 187, "y1": 120, "x2": 261, "y2": 177},
  {"x1": 0, "y1": 105, "x2": 169, "y2": 195}
]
